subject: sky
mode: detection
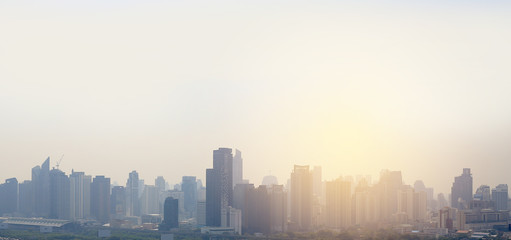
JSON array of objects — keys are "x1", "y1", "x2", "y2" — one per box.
[{"x1": 1, "y1": 0, "x2": 511, "y2": 195}]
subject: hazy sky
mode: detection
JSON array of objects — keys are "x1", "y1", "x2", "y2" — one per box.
[{"x1": 1, "y1": 0, "x2": 511, "y2": 195}]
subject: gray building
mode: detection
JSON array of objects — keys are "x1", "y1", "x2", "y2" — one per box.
[
  {"x1": 182, "y1": 176, "x2": 197, "y2": 218},
  {"x1": 206, "y1": 148, "x2": 233, "y2": 227},
  {"x1": 49, "y1": 169, "x2": 70, "y2": 220},
  {"x1": 32, "y1": 158, "x2": 51, "y2": 218},
  {"x1": 126, "y1": 171, "x2": 140, "y2": 216},
  {"x1": 451, "y1": 168, "x2": 473, "y2": 210},
  {"x1": 91, "y1": 176, "x2": 110, "y2": 223},
  {"x1": 492, "y1": 184, "x2": 508, "y2": 211},
  {"x1": 0, "y1": 178, "x2": 18, "y2": 216}
]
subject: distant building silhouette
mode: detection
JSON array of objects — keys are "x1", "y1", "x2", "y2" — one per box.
[
  {"x1": 49, "y1": 169, "x2": 70, "y2": 220},
  {"x1": 69, "y1": 171, "x2": 91, "y2": 220},
  {"x1": 18, "y1": 180, "x2": 34, "y2": 217},
  {"x1": 126, "y1": 171, "x2": 140, "y2": 216},
  {"x1": 111, "y1": 186, "x2": 126, "y2": 219},
  {"x1": 290, "y1": 165, "x2": 313, "y2": 231},
  {"x1": 161, "y1": 197, "x2": 179, "y2": 230},
  {"x1": 206, "y1": 148, "x2": 233, "y2": 227},
  {"x1": 0, "y1": 178, "x2": 18, "y2": 216},
  {"x1": 91, "y1": 176, "x2": 110, "y2": 223},
  {"x1": 451, "y1": 168, "x2": 473, "y2": 210},
  {"x1": 326, "y1": 177, "x2": 351, "y2": 229},
  {"x1": 32, "y1": 157, "x2": 51, "y2": 218},
  {"x1": 492, "y1": 184, "x2": 508, "y2": 211},
  {"x1": 182, "y1": 176, "x2": 197, "y2": 218}
]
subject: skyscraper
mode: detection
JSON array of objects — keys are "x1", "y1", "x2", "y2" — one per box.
[
  {"x1": 290, "y1": 165, "x2": 313, "y2": 231},
  {"x1": 32, "y1": 157, "x2": 50, "y2": 218},
  {"x1": 326, "y1": 177, "x2": 351, "y2": 229},
  {"x1": 49, "y1": 169, "x2": 70, "y2": 220},
  {"x1": 451, "y1": 168, "x2": 473, "y2": 210},
  {"x1": 111, "y1": 186, "x2": 126, "y2": 219},
  {"x1": 0, "y1": 178, "x2": 18, "y2": 216},
  {"x1": 69, "y1": 171, "x2": 91, "y2": 220},
  {"x1": 161, "y1": 197, "x2": 179, "y2": 230},
  {"x1": 182, "y1": 176, "x2": 197, "y2": 218},
  {"x1": 155, "y1": 176, "x2": 166, "y2": 193},
  {"x1": 206, "y1": 148, "x2": 233, "y2": 227},
  {"x1": 312, "y1": 166, "x2": 322, "y2": 198},
  {"x1": 91, "y1": 176, "x2": 111, "y2": 223},
  {"x1": 232, "y1": 149, "x2": 243, "y2": 188},
  {"x1": 126, "y1": 171, "x2": 140, "y2": 216},
  {"x1": 18, "y1": 180, "x2": 34, "y2": 217},
  {"x1": 492, "y1": 184, "x2": 508, "y2": 211}
]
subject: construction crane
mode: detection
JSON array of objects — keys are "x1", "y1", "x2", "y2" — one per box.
[{"x1": 56, "y1": 154, "x2": 64, "y2": 170}]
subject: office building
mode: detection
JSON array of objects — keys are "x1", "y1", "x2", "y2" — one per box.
[
  {"x1": 32, "y1": 157, "x2": 51, "y2": 218},
  {"x1": 126, "y1": 171, "x2": 140, "y2": 216},
  {"x1": 49, "y1": 169, "x2": 70, "y2": 220},
  {"x1": 0, "y1": 178, "x2": 18, "y2": 216},
  {"x1": 290, "y1": 165, "x2": 313, "y2": 231},
  {"x1": 232, "y1": 149, "x2": 243, "y2": 188},
  {"x1": 161, "y1": 197, "x2": 179, "y2": 230},
  {"x1": 111, "y1": 186, "x2": 126, "y2": 219},
  {"x1": 492, "y1": 184, "x2": 508, "y2": 211},
  {"x1": 69, "y1": 171, "x2": 91, "y2": 220},
  {"x1": 182, "y1": 176, "x2": 197, "y2": 218},
  {"x1": 206, "y1": 148, "x2": 233, "y2": 227},
  {"x1": 91, "y1": 176, "x2": 110, "y2": 223},
  {"x1": 326, "y1": 177, "x2": 351, "y2": 229},
  {"x1": 451, "y1": 168, "x2": 473, "y2": 210}
]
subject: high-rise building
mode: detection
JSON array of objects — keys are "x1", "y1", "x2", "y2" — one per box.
[
  {"x1": 49, "y1": 169, "x2": 70, "y2": 220},
  {"x1": 379, "y1": 170, "x2": 403, "y2": 220},
  {"x1": 111, "y1": 186, "x2": 126, "y2": 219},
  {"x1": 474, "y1": 185, "x2": 491, "y2": 201},
  {"x1": 140, "y1": 185, "x2": 159, "y2": 215},
  {"x1": 290, "y1": 165, "x2": 313, "y2": 231},
  {"x1": 0, "y1": 178, "x2": 18, "y2": 216},
  {"x1": 268, "y1": 185, "x2": 287, "y2": 233},
  {"x1": 182, "y1": 176, "x2": 197, "y2": 218},
  {"x1": 326, "y1": 178, "x2": 351, "y2": 229},
  {"x1": 18, "y1": 180, "x2": 34, "y2": 217},
  {"x1": 69, "y1": 171, "x2": 91, "y2": 220},
  {"x1": 232, "y1": 149, "x2": 243, "y2": 188},
  {"x1": 155, "y1": 176, "x2": 166, "y2": 193},
  {"x1": 451, "y1": 168, "x2": 473, "y2": 210},
  {"x1": 91, "y1": 176, "x2": 110, "y2": 223},
  {"x1": 32, "y1": 157, "x2": 51, "y2": 218},
  {"x1": 312, "y1": 166, "x2": 322, "y2": 198},
  {"x1": 206, "y1": 148, "x2": 233, "y2": 227},
  {"x1": 161, "y1": 197, "x2": 179, "y2": 230},
  {"x1": 197, "y1": 201, "x2": 206, "y2": 226},
  {"x1": 126, "y1": 171, "x2": 140, "y2": 216},
  {"x1": 492, "y1": 184, "x2": 508, "y2": 211}
]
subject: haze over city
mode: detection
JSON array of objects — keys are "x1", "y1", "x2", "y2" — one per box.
[{"x1": 2, "y1": 0, "x2": 511, "y2": 198}]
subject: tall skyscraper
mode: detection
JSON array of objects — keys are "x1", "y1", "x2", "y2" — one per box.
[
  {"x1": 182, "y1": 176, "x2": 197, "y2": 218},
  {"x1": 232, "y1": 149, "x2": 243, "y2": 188},
  {"x1": 326, "y1": 177, "x2": 351, "y2": 229},
  {"x1": 126, "y1": 171, "x2": 140, "y2": 216},
  {"x1": 111, "y1": 186, "x2": 126, "y2": 219},
  {"x1": 451, "y1": 168, "x2": 473, "y2": 210},
  {"x1": 312, "y1": 166, "x2": 322, "y2": 198},
  {"x1": 0, "y1": 178, "x2": 18, "y2": 216},
  {"x1": 140, "y1": 185, "x2": 159, "y2": 215},
  {"x1": 290, "y1": 165, "x2": 313, "y2": 231},
  {"x1": 49, "y1": 169, "x2": 70, "y2": 220},
  {"x1": 206, "y1": 148, "x2": 233, "y2": 227},
  {"x1": 161, "y1": 197, "x2": 179, "y2": 230},
  {"x1": 69, "y1": 171, "x2": 91, "y2": 220},
  {"x1": 18, "y1": 180, "x2": 34, "y2": 217},
  {"x1": 32, "y1": 157, "x2": 50, "y2": 218},
  {"x1": 492, "y1": 184, "x2": 508, "y2": 211},
  {"x1": 155, "y1": 176, "x2": 166, "y2": 193},
  {"x1": 474, "y1": 185, "x2": 491, "y2": 201},
  {"x1": 91, "y1": 176, "x2": 111, "y2": 223}
]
